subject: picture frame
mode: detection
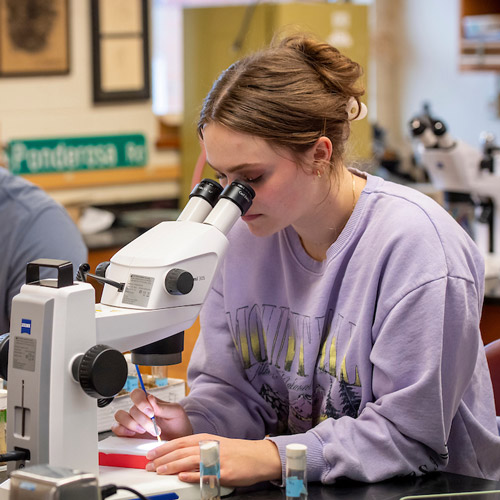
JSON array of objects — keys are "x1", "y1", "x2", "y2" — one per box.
[
  {"x1": 0, "y1": 0, "x2": 70, "y2": 77},
  {"x1": 91, "y1": 0, "x2": 151, "y2": 103}
]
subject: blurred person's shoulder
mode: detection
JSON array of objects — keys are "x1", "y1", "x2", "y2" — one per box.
[{"x1": 0, "y1": 167, "x2": 63, "y2": 216}]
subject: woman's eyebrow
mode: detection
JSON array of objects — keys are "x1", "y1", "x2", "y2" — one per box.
[{"x1": 206, "y1": 161, "x2": 261, "y2": 174}]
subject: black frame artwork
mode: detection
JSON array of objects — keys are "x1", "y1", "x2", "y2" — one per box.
[
  {"x1": 91, "y1": 0, "x2": 150, "y2": 103},
  {"x1": 0, "y1": 0, "x2": 70, "y2": 77}
]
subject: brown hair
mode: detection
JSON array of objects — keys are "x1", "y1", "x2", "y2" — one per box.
[{"x1": 198, "y1": 33, "x2": 365, "y2": 175}]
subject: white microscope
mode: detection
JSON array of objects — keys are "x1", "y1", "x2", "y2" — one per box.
[
  {"x1": 0, "y1": 178, "x2": 254, "y2": 498},
  {"x1": 409, "y1": 109, "x2": 500, "y2": 278}
]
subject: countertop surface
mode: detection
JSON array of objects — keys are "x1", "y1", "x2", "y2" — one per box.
[
  {"x1": 1, "y1": 470, "x2": 499, "y2": 500},
  {"x1": 230, "y1": 472, "x2": 500, "y2": 500}
]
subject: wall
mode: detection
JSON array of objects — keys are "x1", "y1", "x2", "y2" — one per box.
[
  {"x1": 2, "y1": 0, "x2": 498, "y2": 172},
  {"x1": 0, "y1": 0, "x2": 174, "y2": 169},
  {"x1": 375, "y1": 0, "x2": 500, "y2": 160}
]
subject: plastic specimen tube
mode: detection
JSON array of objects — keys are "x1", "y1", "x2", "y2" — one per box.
[
  {"x1": 199, "y1": 440, "x2": 221, "y2": 500},
  {"x1": 286, "y1": 443, "x2": 307, "y2": 500}
]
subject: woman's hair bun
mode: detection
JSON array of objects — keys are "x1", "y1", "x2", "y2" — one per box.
[{"x1": 278, "y1": 33, "x2": 363, "y2": 98}]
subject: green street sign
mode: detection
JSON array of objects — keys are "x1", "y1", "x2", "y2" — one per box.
[{"x1": 7, "y1": 133, "x2": 148, "y2": 175}]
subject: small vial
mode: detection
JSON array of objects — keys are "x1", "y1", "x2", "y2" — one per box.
[
  {"x1": 286, "y1": 444, "x2": 307, "y2": 500},
  {"x1": 200, "y1": 440, "x2": 221, "y2": 500},
  {"x1": 151, "y1": 365, "x2": 169, "y2": 387}
]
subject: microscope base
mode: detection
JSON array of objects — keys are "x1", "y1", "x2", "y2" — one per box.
[
  {"x1": 0, "y1": 468, "x2": 233, "y2": 500},
  {"x1": 99, "y1": 466, "x2": 233, "y2": 499}
]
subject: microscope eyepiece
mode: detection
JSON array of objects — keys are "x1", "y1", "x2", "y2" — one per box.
[
  {"x1": 178, "y1": 178, "x2": 224, "y2": 222},
  {"x1": 219, "y1": 181, "x2": 255, "y2": 216},
  {"x1": 409, "y1": 118, "x2": 426, "y2": 137},
  {"x1": 202, "y1": 180, "x2": 255, "y2": 234},
  {"x1": 409, "y1": 117, "x2": 438, "y2": 148},
  {"x1": 430, "y1": 118, "x2": 454, "y2": 148},
  {"x1": 189, "y1": 178, "x2": 224, "y2": 207},
  {"x1": 430, "y1": 119, "x2": 447, "y2": 137}
]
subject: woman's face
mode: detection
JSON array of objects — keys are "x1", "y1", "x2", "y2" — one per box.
[{"x1": 202, "y1": 123, "x2": 326, "y2": 238}]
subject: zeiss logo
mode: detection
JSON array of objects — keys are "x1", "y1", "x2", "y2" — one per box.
[{"x1": 21, "y1": 319, "x2": 32, "y2": 335}]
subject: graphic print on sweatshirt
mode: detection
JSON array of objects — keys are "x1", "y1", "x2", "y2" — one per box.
[{"x1": 226, "y1": 303, "x2": 362, "y2": 434}]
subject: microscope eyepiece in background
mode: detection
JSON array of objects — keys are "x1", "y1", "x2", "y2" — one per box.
[{"x1": 409, "y1": 118, "x2": 427, "y2": 138}]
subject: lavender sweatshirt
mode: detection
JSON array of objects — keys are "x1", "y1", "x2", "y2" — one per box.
[{"x1": 181, "y1": 171, "x2": 500, "y2": 483}]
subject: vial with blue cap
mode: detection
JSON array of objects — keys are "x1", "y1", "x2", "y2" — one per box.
[{"x1": 286, "y1": 444, "x2": 307, "y2": 500}]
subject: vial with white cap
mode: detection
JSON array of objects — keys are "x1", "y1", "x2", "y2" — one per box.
[
  {"x1": 199, "y1": 440, "x2": 221, "y2": 500},
  {"x1": 286, "y1": 444, "x2": 307, "y2": 500}
]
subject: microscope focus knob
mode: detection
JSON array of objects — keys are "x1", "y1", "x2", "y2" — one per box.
[
  {"x1": 165, "y1": 268, "x2": 194, "y2": 295},
  {"x1": 73, "y1": 345, "x2": 127, "y2": 399}
]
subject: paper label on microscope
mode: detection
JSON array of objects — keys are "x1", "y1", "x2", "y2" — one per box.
[
  {"x1": 122, "y1": 274, "x2": 154, "y2": 307},
  {"x1": 13, "y1": 337, "x2": 36, "y2": 372}
]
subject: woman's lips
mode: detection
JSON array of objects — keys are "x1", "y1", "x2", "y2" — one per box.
[{"x1": 242, "y1": 213, "x2": 261, "y2": 222}]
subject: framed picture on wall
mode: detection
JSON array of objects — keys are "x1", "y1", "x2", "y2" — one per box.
[
  {"x1": 0, "y1": 0, "x2": 70, "y2": 77},
  {"x1": 91, "y1": 0, "x2": 151, "y2": 103}
]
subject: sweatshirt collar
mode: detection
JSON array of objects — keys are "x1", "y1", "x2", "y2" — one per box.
[{"x1": 283, "y1": 170, "x2": 378, "y2": 272}]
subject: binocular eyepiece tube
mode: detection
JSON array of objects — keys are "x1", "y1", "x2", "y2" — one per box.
[
  {"x1": 178, "y1": 178, "x2": 255, "y2": 235},
  {"x1": 177, "y1": 178, "x2": 224, "y2": 222},
  {"x1": 204, "y1": 181, "x2": 255, "y2": 234}
]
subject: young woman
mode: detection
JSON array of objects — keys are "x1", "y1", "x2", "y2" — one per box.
[{"x1": 113, "y1": 33, "x2": 500, "y2": 485}]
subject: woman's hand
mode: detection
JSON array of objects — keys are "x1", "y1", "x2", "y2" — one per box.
[
  {"x1": 112, "y1": 388, "x2": 193, "y2": 440},
  {"x1": 145, "y1": 433, "x2": 282, "y2": 487}
]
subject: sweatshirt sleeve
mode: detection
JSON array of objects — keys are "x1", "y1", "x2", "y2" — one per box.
[
  {"x1": 181, "y1": 282, "x2": 279, "y2": 438},
  {"x1": 268, "y1": 275, "x2": 484, "y2": 483}
]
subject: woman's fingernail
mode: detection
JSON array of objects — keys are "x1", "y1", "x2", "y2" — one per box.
[
  {"x1": 157, "y1": 465, "x2": 168, "y2": 474},
  {"x1": 136, "y1": 425, "x2": 146, "y2": 433},
  {"x1": 146, "y1": 450, "x2": 156, "y2": 460},
  {"x1": 146, "y1": 462, "x2": 156, "y2": 472},
  {"x1": 144, "y1": 407, "x2": 154, "y2": 418}
]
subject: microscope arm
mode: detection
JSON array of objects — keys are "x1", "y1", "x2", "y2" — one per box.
[{"x1": 95, "y1": 304, "x2": 200, "y2": 353}]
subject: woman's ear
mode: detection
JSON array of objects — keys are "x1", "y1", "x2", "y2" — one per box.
[{"x1": 312, "y1": 137, "x2": 333, "y2": 163}]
